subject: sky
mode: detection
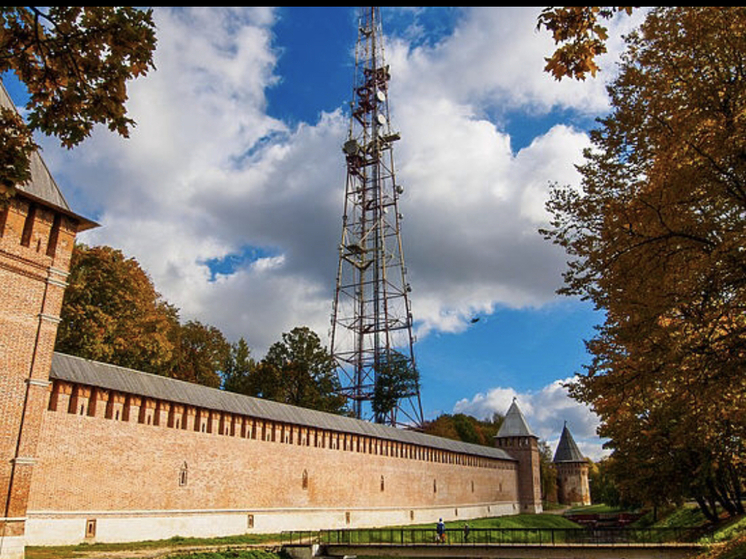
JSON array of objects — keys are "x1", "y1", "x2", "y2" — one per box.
[{"x1": 4, "y1": 7, "x2": 647, "y2": 460}]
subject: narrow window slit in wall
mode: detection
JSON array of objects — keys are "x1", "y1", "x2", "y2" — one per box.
[
  {"x1": 345, "y1": 512, "x2": 351, "y2": 525},
  {"x1": 85, "y1": 519, "x2": 96, "y2": 539},
  {"x1": 179, "y1": 462, "x2": 188, "y2": 487},
  {"x1": 302, "y1": 469, "x2": 309, "y2": 490},
  {"x1": 247, "y1": 514, "x2": 254, "y2": 529},
  {"x1": 46, "y1": 213, "x2": 61, "y2": 257},
  {"x1": 21, "y1": 203, "x2": 36, "y2": 247}
]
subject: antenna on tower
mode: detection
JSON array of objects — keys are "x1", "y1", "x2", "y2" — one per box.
[{"x1": 330, "y1": 7, "x2": 423, "y2": 428}]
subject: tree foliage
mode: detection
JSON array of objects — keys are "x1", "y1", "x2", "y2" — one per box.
[
  {"x1": 222, "y1": 337, "x2": 256, "y2": 394},
  {"x1": 422, "y1": 413, "x2": 504, "y2": 447},
  {"x1": 57, "y1": 244, "x2": 232, "y2": 389},
  {"x1": 542, "y1": 7, "x2": 746, "y2": 519},
  {"x1": 256, "y1": 326, "x2": 348, "y2": 414},
  {"x1": 537, "y1": 7, "x2": 634, "y2": 81},
  {"x1": 169, "y1": 320, "x2": 230, "y2": 389},
  {"x1": 371, "y1": 350, "x2": 420, "y2": 424},
  {"x1": 56, "y1": 244, "x2": 178, "y2": 374},
  {"x1": 0, "y1": 7, "x2": 156, "y2": 201},
  {"x1": 538, "y1": 440, "x2": 558, "y2": 504}
]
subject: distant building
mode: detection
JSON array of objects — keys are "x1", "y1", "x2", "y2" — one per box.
[{"x1": 553, "y1": 423, "x2": 591, "y2": 506}]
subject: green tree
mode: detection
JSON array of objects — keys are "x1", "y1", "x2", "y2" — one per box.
[
  {"x1": 589, "y1": 458, "x2": 621, "y2": 508},
  {"x1": 222, "y1": 337, "x2": 256, "y2": 394},
  {"x1": 538, "y1": 440, "x2": 558, "y2": 504},
  {"x1": 258, "y1": 326, "x2": 347, "y2": 414},
  {"x1": 56, "y1": 244, "x2": 177, "y2": 374},
  {"x1": 169, "y1": 320, "x2": 231, "y2": 389},
  {"x1": 542, "y1": 7, "x2": 746, "y2": 519},
  {"x1": 371, "y1": 350, "x2": 420, "y2": 424},
  {"x1": 0, "y1": 7, "x2": 156, "y2": 201}
]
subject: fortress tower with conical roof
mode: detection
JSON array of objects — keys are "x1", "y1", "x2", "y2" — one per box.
[
  {"x1": 553, "y1": 423, "x2": 591, "y2": 506},
  {"x1": 494, "y1": 400, "x2": 542, "y2": 514}
]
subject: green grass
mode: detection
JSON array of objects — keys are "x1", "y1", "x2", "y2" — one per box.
[
  {"x1": 26, "y1": 533, "x2": 282, "y2": 559},
  {"x1": 567, "y1": 504, "x2": 622, "y2": 515}
]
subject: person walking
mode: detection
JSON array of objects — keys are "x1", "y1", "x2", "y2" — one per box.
[{"x1": 436, "y1": 518, "x2": 445, "y2": 543}]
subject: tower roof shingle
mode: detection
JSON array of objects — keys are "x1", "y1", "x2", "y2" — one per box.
[
  {"x1": 495, "y1": 399, "x2": 536, "y2": 438},
  {"x1": 553, "y1": 423, "x2": 585, "y2": 463}
]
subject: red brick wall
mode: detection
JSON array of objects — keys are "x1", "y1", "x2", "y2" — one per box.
[
  {"x1": 29, "y1": 378, "x2": 519, "y2": 527},
  {"x1": 494, "y1": 436, "x2": 542, "y2": 513},
  {"x1": 0, "y1": 196, "x2": 78, "y2": 549},
  {"x1": 556, "y1": 461, "x2": 591, "y2": 506}
]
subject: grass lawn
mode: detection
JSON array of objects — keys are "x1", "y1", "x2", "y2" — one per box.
[{"x1": 25, "y1": 533, "x2": 281, "y2": 559}]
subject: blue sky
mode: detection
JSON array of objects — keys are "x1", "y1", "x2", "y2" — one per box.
[{"x1": 4, "y1": 7, "x2": 645, "y2": 459}]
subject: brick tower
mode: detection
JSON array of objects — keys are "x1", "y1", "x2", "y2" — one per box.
[
  {"x1": 494, "y1": 399, "x2": 543, "y2": 514},
  {"x1": 0, "y1": 82, "x2": 95, "y2": 559},
  {"x1": 553, "y1": 422, "x2": 591, "y2": 506}
]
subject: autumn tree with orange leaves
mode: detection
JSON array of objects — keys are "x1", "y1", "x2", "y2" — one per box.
[
  {"x1": 0, "y1": 7, "x2": 156, "y2": 201},
  {"x1": 542, "y1": 7, "x2": 746, "y2": 519},
  {"x1": 56, "y1": 244, "x2": 178, "y2": 374}
]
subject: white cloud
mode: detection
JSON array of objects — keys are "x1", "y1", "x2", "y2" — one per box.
[
  {"x1": 453, "y1": 378, "x2": 609, "y2": 461},
  {"x1": 37, "y1": 6, "x2": 635, "y2": 362}
]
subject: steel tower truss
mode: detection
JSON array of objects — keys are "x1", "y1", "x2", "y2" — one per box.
[{"x1": 330, "y1": 7, "x2": 423, "y2": 428}]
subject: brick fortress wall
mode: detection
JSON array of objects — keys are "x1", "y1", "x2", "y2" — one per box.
[
  {"x1": 556, "y1": 461, "x2": 591, "y2": 506},
  {"x1": 0, "y1": 196, "x2": 78, "y2": 559},
  {"x1": 26, "y1": 377, "x2": 521, "y2": 545}
]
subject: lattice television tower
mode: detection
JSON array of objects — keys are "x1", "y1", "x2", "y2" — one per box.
[{"x1": 330, "y1": 7, "x2": 423, "y2": 428}]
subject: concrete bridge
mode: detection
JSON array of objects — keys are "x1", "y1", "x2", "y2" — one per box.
[{"x1": 282, "y1": 527, "x2": 707, "y2": 559}]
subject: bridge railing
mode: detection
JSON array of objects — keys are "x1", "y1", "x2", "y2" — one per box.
[{"x1": 282, "y1": 527, "x2": 704, "y2": 547}]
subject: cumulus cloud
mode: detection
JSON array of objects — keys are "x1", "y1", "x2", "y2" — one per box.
[
  {"x1": 37, "y1": 6, "x2": 636, "y2": 364},
  {"x1": 453, "y1": 378, "x2": 609, "y2": 461}
]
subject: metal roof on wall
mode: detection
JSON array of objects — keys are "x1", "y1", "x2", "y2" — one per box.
[{"x1": 51, "y1": 352, "x2": 514, "y2": 462}]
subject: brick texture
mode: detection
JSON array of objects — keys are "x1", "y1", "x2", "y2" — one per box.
[{"x1": 0, "y1": 196, "x2": 79, "y2": 558}]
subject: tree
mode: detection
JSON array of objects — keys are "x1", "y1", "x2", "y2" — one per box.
[
  {"x1": 222, "y1": 337, "x2": 256, "y2": 394},
  {"x1": 542, "y1": 7, "x2": 746, "y2": 518},
  {"x1": 58, "y1": 244, "x2": 236, "y2": 390},
  {"x1": 169, "y1": 320, "x2": 230, "y2": 389},
  {"x1": 258, "y1": 326, "x2": 348, "y2": 414},
  {"x1": 538, "y1": 440, "x2": 558, "y2": 504},
  {"x1": 422, "y1": 413, "x2": 504, "y2": 447},
  {"x1": 0, "y1": 7, "x2": 156, "y2": 202},
  {"x1": 537, "y1": 7, "x2": 634, "y2": 81},
  {"x1": 371, "y1": 350, "x2": 420, "y2": 424},
  {"x1": 589, "y1": 458, "x2": 621, "y2": 508},
  {"x1": 56, "y1": 244, "x2": 177, "y2": 374}
]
